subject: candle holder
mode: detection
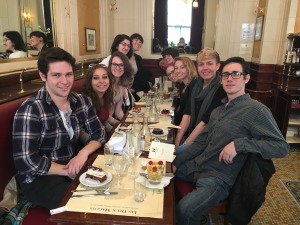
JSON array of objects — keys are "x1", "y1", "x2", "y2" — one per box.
[
  {"x1": 80, "y1": 60, "x2": 85, "y2": 76},
  {"x1": 18, "y1": 68, "x2": 27, "y2": 94}
]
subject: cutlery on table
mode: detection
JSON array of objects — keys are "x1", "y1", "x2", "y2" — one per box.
[
  {"x1": 71, "y1": 186, "x2": 110, "y2": 193},
  {"x1": 71, "y1": 192, "x2": 118, "y2": 198}
]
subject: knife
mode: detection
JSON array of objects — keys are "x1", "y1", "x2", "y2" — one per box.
[{"x1": 71, "y1": 192, "x2": 118, "y2": 198}]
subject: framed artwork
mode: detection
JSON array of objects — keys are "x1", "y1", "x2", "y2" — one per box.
[
  {"x1": 254, "y1": 16, "x2": 264, "y2": 41},
  {"x1": 85, "y1": 27, "x2": 96, "y2": 51}
]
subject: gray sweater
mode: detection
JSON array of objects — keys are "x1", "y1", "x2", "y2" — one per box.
[{"x1": 173, "y1": 94, "x2": 289, "y2": 186}]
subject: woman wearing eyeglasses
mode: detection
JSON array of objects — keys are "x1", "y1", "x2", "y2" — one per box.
[
  {"x1": 100, "y1": 34, "x2": 134, "y2": 70},
  {"x1": 2, "y1": 31, "x2": 29, "y2": 59},
  {"x1": 108, "y1": 51, "x2": 134, "y2": 121},
  {"x1": 82, "y1": 64, "x2": 116, "y2": 135},
  {"x1": 175, "y1": 48, "x2": 227, "y2": 154}
]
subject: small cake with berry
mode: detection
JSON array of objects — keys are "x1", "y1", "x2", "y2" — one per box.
[
  {"x1": 85, "y1": 166, "x2": 107, "y2": 183},
  {"x1": 147, "y1": 160, "x2": 165, "y2": 184}
]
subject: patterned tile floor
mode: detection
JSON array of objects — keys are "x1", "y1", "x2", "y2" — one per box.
[{"x1": 209, "y1": 149, "x2": 300, "y2": 225}]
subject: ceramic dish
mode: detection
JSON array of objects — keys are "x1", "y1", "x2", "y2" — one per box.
[
  {"x1": 79, "y1": 171, "x2": 112, "y2": 187},
  {"x1": 150, "y1": 128, "x2": 168, "y2": 137}
]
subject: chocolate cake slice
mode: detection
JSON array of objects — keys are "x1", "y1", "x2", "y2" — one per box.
[{"x1": 85, "y1": 166, "x2": 107, "y2": 183}]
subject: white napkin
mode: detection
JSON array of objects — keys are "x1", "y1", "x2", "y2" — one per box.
[
  {"x1": 136, "y1": 175, "x2": 172, "y2": 190},
  {"x1": 108, "y1": 136, "x2": 125, "y2": 154}
]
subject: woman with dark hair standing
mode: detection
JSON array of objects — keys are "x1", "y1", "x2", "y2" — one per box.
[
  {"x1": 100, "y1": 34, "x2": 134, "y2": 71},
  {"x1": 82, "y1": 64, "x2": 116, "y2": 134},
  {"x1": 129, "y1": 33, "x2": 153, "y2": 101},
  {"x1": 30, "y1": 31, "x2": 49, "y2": 54},
  {"x1": 2, "y1": 31, "x2": 29, "y2": 59}
]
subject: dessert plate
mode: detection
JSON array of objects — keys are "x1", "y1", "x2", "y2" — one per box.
[
  {"x1": 150, "y1": 129, "x2": 168, "y2": 137},
  {"x1": 79, "y1": 171, "x2": 112, "y2": 187},
  {"x1": 135, "y1": 175, "x2": 171, "y2": 190}
]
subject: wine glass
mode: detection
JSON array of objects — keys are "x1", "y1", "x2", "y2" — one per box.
[{"x1": 112, "y1": 154, "x2": 127, "y2": 187}]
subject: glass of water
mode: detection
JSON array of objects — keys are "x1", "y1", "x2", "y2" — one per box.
[{"x1": 104, "y1": 143, "x2": 114, "y2": 166}]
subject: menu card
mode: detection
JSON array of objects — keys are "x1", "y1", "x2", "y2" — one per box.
[{"x1": 148, "y1": 141, "x2": 175, "y2": 162}]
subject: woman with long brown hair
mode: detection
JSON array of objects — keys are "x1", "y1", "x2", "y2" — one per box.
[{"x1": 82, "y1": 64, "x2": 116, "y2": 133}]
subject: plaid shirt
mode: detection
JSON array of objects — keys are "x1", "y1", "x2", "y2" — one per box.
[{"x1": 13, "y1": 86, "x2": 106, "y2": 183}]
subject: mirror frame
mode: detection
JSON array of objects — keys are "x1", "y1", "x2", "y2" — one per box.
[{"x1": 1, "y1": 0, "x2": 56, "y2": 62}]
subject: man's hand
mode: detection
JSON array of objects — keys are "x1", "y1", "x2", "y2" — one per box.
[
  {"x1": 64, "y1": 151, "x2": 89, "y2": 178},
  {"x1": 219, "y1": 141, "x2": 237, "y2": 164}
]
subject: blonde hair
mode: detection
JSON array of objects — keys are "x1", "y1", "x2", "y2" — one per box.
[
  {"x1": 196, "y1": 47, "x2": 220, "y2": 63},
  {"x1": 174, "y1": 56, "x2": 198, "y2": 81}
]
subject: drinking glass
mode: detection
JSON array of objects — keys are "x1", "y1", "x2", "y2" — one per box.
[
  {"x1": 112, "y1": 154, "x2": 127, "y2": 187},
  {"x1": 104, "y1": 143, "x2": 114, "y2": 166},
  {"x1": 134, "y1": 175, "x2": 147, "y2": 202}
]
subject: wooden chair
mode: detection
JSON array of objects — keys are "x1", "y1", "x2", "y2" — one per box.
[{"x1": 174, "y1": 179, "x2": 229, "y2": 225}]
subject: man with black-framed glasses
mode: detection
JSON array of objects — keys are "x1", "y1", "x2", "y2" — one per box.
[{"x1": 172, "y1": 56, "x2": 289, "y2": 225}]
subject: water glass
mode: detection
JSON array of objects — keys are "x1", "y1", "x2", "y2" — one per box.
[
  {"x1": 134, "y1": 175, "x2": 147, "y2": 202},
  {"x1": 145, "y1": 97, "x2": 152, "y2": 109},
  {"x1": 104, "y1": 143, "x2": 114, "y2": 166}
]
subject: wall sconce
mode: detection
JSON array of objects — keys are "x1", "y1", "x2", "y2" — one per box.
[
  {"x1": 24, "y1": 12, "x2": 31, "y2": 23},
  {"x1": 192, "y1": 0, "x2": 198, "y2": 7},
  {"x1": 110, "y1": 0, "x2": 117, "y2": 11}
]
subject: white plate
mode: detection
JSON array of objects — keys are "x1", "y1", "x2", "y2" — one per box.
[
  {"x1": 128, "y1": 110, "x2": 144, "y2": 116},
  {"x1": 79, "y1": 171, "x2": 113, "y2": 187},
  {"x1": 134, "y1": 102, "x2": 146, "y2": 106},
  {"x1": 136, "y1": 176, "x2": 171, "y2": 190},
  {"x1": 115, "y1": 124, "x2": 132, "y2": 134},
  {"x1": 150, "y1": 129, "x2": 168, "y2": 137}
]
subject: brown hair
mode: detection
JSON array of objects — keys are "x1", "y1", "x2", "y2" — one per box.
[
  {"x1": 82, "y1": 64, "x2": 115, "y2": 112},
  {"x1": 109, "y1": 51, "x2": 134, "y2": 87}
]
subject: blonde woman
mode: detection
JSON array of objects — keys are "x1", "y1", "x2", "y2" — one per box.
[{"x1": 173, "y1": 56, "x2": 198, "y2": 128}]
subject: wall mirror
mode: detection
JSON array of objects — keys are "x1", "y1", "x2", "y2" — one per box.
[
  {"x1": 0, "y1": 0, "x2": 55, "y2": 62},
  {"x1": 152, "y1": 0, "x2": 218, "y2": 55}
]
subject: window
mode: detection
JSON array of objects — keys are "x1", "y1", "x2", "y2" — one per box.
[{"x1": 167, "y1": 0, "x2": 192, "y2": 46}]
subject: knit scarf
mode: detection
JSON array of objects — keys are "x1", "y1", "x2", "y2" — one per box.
[{"x1": 188, "y1": 72, "x2": 221, "y2": 133}]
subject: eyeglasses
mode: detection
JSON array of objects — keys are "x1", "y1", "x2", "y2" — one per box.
[
  {"x1": 221, "y1": 71, "x2": 245, "y2": 79},
  {"x1": 120, "y1": 42, "x2": 131, "y2": 48},
  {"x1": 111, "y1": 62, "x2": 124, "y2": 69},
  {"x1": 167, "y1": 70, "x2": 175, "y2": 77}
]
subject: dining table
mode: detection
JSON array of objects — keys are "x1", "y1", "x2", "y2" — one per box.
[{"x1": 49, "y1": 97, "x2": 177, "y2": 225}]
